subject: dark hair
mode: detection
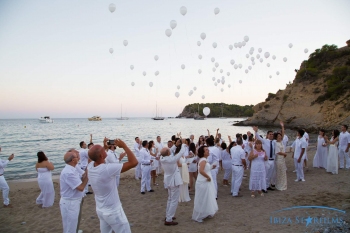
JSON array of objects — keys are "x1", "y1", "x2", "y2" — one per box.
[
  {"x1": 333, "y1": 129, "x2": 340, "y2": 138},
  {"x1": 248, "y1": 135, "x2": 254, "y2": 141},
  {"x1": 221, "y1": 142, "x2": 227, "y2": 150},
  {"x1": 236, "y1": 137, "x2": 243, "y2": 145},
  {"x1": 267, "y1": 130, "x2": 273, "y2": 135},
  {"x1": 320, "y1": 129, "x2": 325, "y2": 136},
  {"x1": 206, "y1": 137, "x2": 214, "y2": 146},
  {"x1": 298, "y1": 129, "x2": 305, "y2": 137},
  {"x1": 79, "y1": 141, "x2": 84, "y2": 148},
  {"x1": 168, "y1": 140, "x2": 172, "y2": 143},
  {"x1": 198, "y1": 136, "x2": 204, "y2": 146},
  {"x1": 189, "y1": 143, "x2": 196, "y2": 155},
  {"x1": 88, "y1": 143, "x2": 94, "y2": 148},
  {"x1": 135, "y1": 137, "x2": 139, "y2": 141},
  {"x1": 254, "y1": 140, "x2": 265, "y2": 151},
  {"x1": 343, "y1": 125, "x2": 348, "y2": 130},
  {"x1": 37, "y1": 151, "x2": 48, "y2": 163},
  {"x1": 175, "y1": 139, "x2": 182, "y2": 154},
  {"x1": 148, "y1": 140, "x2": 154, "y2": 150},
  {"x1": 228, "y1": 142, "x2": 235, "y2": 154},
  {"x1": 185, "y1": 138, "x2": 190, "y2": 146},
  {"x1": 142, "y1": 140, "x2": 148, "y2": 147},
  {"x1": 198, "y1": 146, "x2": 207, "y2": 158},
  {"x1": 171, "y1": 135, "x2": 176, "y2": 141},
  {"x1": 108, "y1": 145, "x2": 116, "y2": 150},
  {"x1": 236, "y1": 133, "x2": 240, "y2": 138},
  {"x1": 157, "y1": 136, "x2": 160, "y2": 139},
  {"x1": 243, "y1": 134, "x2": 247, "y2": 140}
]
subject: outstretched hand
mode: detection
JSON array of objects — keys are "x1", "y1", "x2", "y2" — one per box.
[
  {"x1": 114, "y1": 139, "x2": 127, "y2": 149},
  {"x1": 8, "y1": 154, "x2": 14, "y2": 161},
  {"x1": 252, "y1": 126, "x2": 258, "y2": 132}
]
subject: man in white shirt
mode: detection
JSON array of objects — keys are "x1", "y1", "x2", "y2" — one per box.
[
  {"x1": 79, "y1": 141, "x2": 92, "y2": 195},
  {"x1": 339, "y1": 125, "x2": 350, "y2": 169},
  {"x1": 206, "y1": 137, "x2": 220, "y2": 199},
  {"x1": 155, "y1": 136, "x2": 164, "y2": 175},
  {"x1": 303, "y1": 129, "x2": 309, "y2": 169},
  {"x1": 283, "y1": 134, "x2": 289, "y2": 151},
  {"x1": 133, "y1": 137, "x2": 142, "y2": 180},
  {"x1": 139, "y1": 141, "x2": 154, "y2": 194},
  {"x1": 160, "y1": 146, "x2": 185, "y2": 226},
  {"x1": 87, "y1": 139, "x2": 138, "y2": 233},
  {"x1": 60, "y1": 149, "x2": 88, "y2": 233},
  {"x1": 0, "y1": 148, "x2": 14, "y2": 208},
  {"x1": 106, "y1": 144, "x2": 126, "y2": 187},
  {"x1": 290, "y1": 130, "x2": 307, "y2": 182},
  {"x1": 230, "y1": 138, "x2": 246, "y2": 197}
]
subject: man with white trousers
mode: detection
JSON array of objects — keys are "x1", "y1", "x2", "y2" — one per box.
[
  {"x1": 133, "y1": 137, "x2": 142, "y2": 180},
  {"x1": 155, "y1": 136, "x2": 164, "y2": 175},
  {"x1": 0, "y1": 148, "x2": 14, "y2": 208},
  {"x1": 230, "y1": 138, "x2": 246, "y2": 197},
  {"x1": 339, "y1": 125, "x2": 350, "y2": 169},
  {"x1": 290, "y1": 130, "x2": 307, "y2": 182},
  {"x1": 206, "y1": 137, "x2": 220, "y2": 199},
  {"x1": 139, "y1": 140, "x2": 154, "y2": 194},
  {"x1": 160, "y1": 145, "x2": 185, "y2": 226}
]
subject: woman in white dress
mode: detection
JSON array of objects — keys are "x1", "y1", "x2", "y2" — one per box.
[
  {"x1": 192, "y1": 146, "x2": 218, "y2": 223},
  {"x1": 149, "y1": 141, "x2": 159, "y2": 186},
  {"x1": 196, "y1": 136, "x2": 205, "y2": 151},
  {"x1": 275, "y1": 133, "x2": 287, "y2": 191},
  {"x1": 313, "y1": 129, "x2": 328, "y2": 168},
  {"x1": 188, "y1": 142, "x2": 198, "y2": 192},
  {"x1": 248, "y1": 140, "x2": 267, "y2": 198},
  {"x1": 220, "y1": 142, "x2": 232, "y2": 186},
  {"x1": 325, "y1": 130, "x2": 340, "y2": 175},
  {"x1": 175, "y1": 138, "x2": 191, "y2": 202},
  {"x1": 35, "y1": 151, "x2": 55, "y2": 208}
]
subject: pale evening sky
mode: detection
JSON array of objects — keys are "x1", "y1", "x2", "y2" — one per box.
[{"x1": 0, "y1": 0, "x2": 349, "y2": 118}]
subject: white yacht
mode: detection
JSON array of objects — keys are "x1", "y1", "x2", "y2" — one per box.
[
  {"x1": 39, "y1": 116, "x2": 54, "y2": 123},
  {"x1": 117, "y1": 104, "x2": 129, "y2": 120}
]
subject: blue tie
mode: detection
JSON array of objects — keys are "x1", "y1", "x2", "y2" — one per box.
[{"x1": 270, "y1": 140, "x2": 273, "y2": 158}]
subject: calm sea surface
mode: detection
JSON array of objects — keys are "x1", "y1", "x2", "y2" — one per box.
[{"x1": 0, "y1": 118, "x2": 313, "y2": 180}]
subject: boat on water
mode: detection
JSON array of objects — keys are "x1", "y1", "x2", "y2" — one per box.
[
  {"x1": 219, "y1": 103, "x2": 227, "y2": 119},
  {"x1": 194, "y1": 104, "x2": 205, "y2": 120},
  {"x1": 39, "y1": 116, "x2": 54, "y2": 123},
  {"x1": 117, "y1": 104, "x2": 129, "y2": 120},
  {"x1": 88, "y1": 116, "x2": 102, "y2": 121},
  {"x1": 152, "y1": 102, "x2": 164, "y2": 120}
]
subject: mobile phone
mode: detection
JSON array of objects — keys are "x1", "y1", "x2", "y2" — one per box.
[{"x1": 108, "y1": 139, "x2": 115, "y2": 145}]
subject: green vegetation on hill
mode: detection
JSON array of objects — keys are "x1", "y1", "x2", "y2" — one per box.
[{"x1": 179, "y1": 103, "x2": 254, "y2": 118}]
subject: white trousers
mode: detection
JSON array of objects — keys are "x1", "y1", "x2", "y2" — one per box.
[
  {"x1": 223, "y1": 168, "x2": 232, "y2": 180},
  {"x1": 140, "y1": 165, "x2": 151, "y2": 192},
  {"x1": 295, "y1": 158, "x2": 304, "y2": 180},
  {"x1": 135, "y1": 157, "x2": 142, "y2": 179},
  {"x1": 96, "y1": 206, "x2": 131, "y2": 233},
  {"x1": 0, "y1": 176, "x2": 10, "y2": 205},
  {"x1": 265, "y1": 160, "x2": 275, "y2": 189},
  {"x1": 156, "y1": 162, "x2": 162, "y2": 175},
  {"x1": 210, "y1": 168, "x2": 218, "y2": 197},
  {"x1": 60, "y1": 197, "x2": 82, "y2": 233},
  {"x1": 231, "y1": 165, "x2": 243, "y2": 196},
  {"x1": 339, "y1": 149, "x2": 350, "y2": 169},
  {"x1": 166, "y1": 185, "x2": 180, "y2": 222}
]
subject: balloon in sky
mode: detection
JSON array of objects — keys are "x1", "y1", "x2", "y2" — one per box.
[
  {"x1": 258, "y1": 48, "x2": 262, "y2": 53},
  {"x1": 175, "y1": 92, "x2": 180, "y2": 98},
  {"x1": 234, "y1": 43, "x2": 237, "y2": 48},
  {"x1": 211, "y1": 57, "x2": 215, "y2": 62},
  {"x1": 181, "y1": 64, "x2": 185, "y2": 69},
  {"x1": 155, "y1": 71, "x2": 159, "y2": 76},
  {"x1": 289, "y1": 43, "x2": 293, "y2": 48},
  {"x1": 131, "y1": 82, "x2": 135, "y2": 86},
  {"x1": 143, "y1": 71, "x2": 146, "y2": 76},
  {"x1": 244, "y1": 35, "x2": 249, "y2": 42},
  {"x1": 276, "y1": 71, "x2": 280, "y2": 75},
  {"x1": 267, "y1": 63, "x2": 270, "y2": 67},
  {"x1": 165, "y1": 29, "x2": 172, "y2": 37},
  {"x1": 214, "y1": 8, "x2": 220, "y2": 15},
  {"x1": 221, "y1": 80, "x2": 225, "y2": 85},
  {"x1": 259, "y1": 58, "x2": 263, "y2": 63},
  {"x1": 188, "y1": 92, "x2": 192, "y2": 96},
  {"x1": 234, "y1": 64, "x2": 238, "y2": 69},
  {"x1": 239, "y1": 80, "x2": 242, "y2": 84},
  {"x1": 283, "y1": 57, "x2": 287, "y2": 62},
  {"x1": 198, "y1": 69, "x2": 202, "y2": 74},
  {"x1": 245, "y1": 69, "x2": 248, "y2": 74},
  {"x1": 109, "y1": 48, "x2": 114, "y2": 54},
  {"x1": 212, "y1": 42, "x2": 217, "y2": 48},
  {"x1": 217, "y1": 79, "x2": 221, "y2": 83},
  {"x1": 227, "y1": 72, "x2": 230, "y2": 76},
  {"x1": 238, "y1": 42, "x2": 242, "y2": 48},
  {"x1": 109, "y1": 3, "x2": 116, "y2": 13},
  {"x1": 193, "y1": 87, "x2": 197, "y2": 91},
  {"x1": 269, "y1": 75, "x2": 272, "y2": 79},
  {"x1": 202, "y1": 95, "x2": 205, "y2": 99},
  {"x1": 198, "y1": 54, "x2": 202, "y2": 59},
  {"x1": 220, "y1": 69, "x2": 223, "y2": 73},
  {"x1": 130, "y1": 65, "x2": 134, "y2": 70},
  {"x1": 177, "y1": 85, "x2": 180, "y2": 90},
  {"x1": 154, "y1": 55, "x2": 159, "y2": 61},
  {"x1": 203, "y1": 107, "x2": 210, "y2": 116},
  {"x1": 264, "y1": 52, "x2": 270, "y2": 58},
  {"x1": 149, "y1": 82, "x2": 153, "y2": 87},
  {"x1": 249, "y1": 50, "x2": 254, "y2": 55},
  {"x1": 200, "y1": 32, "x2": 206, "y2": 40},
  {"x1": 229, "y1": 45, "x2": 233, "y2": 50},
  {"x1": 221, "y1": 88, "x2": 224, "y2": 92},
  {"x1": 304, "y1": 48, "x2": 309, "y2": 53},
  {"x1": 272, "y1": 55, "x2": 276, "y2": 60},
  {"x1": 123, "y1": 40, "x2": 128, "y2": 46},
  {"x1": 212, "y1": 67, "x2": 216, "y2": 72},
  {"x1": 252, "y1": 61, "x2": 255, "y2": 65},
  {"x1": 242, "y1": 41, "x2": 246, "y2": 46},
  {"x1": 248, "y1": 66, "x2": 252, "y2": 70},
  {"x1": 180, "y1": 6, "x2": 187, "y2": 16},
  {"x1": 246, "y1": 54, "x2": 249, "y2": 58},
  {"x1": 228, "y1": 84, "x2": 231, "y2": 88},
  {"x1": 197, "y1": 41, "x2": 201, "y2": 46},
  {"x1": 221, "y1": 76, "x2": 225, "y2": 80},
  {"x1": 256, "y1": 54, "x2": 260, "y2": 59},
  {"x1": 212, "y1": 77, "x2": 216, "y2": 81},
  {"x1": 251, "y1": 57, "x2": 255, "y2": 62},
  {"x1": 214, "y1": 82, "x2": 217, "y2": 86},
  {"x1": 215, "y1": 62, "x2": 219, "y2": 68},
  {"x1": 238, "y1": 64, "x2": 242, "y2": 68},
  {"x1": 230, "y1": 59, "x2": 235, "y2": 65},
  {"x1": 170, "y1": 20, "x2": 177, "y2": 29}
]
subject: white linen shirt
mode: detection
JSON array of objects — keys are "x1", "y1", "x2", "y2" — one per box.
[
  {"x1": 60, "y1": 164, "x2": 84, "y2": 199},
  {"x1": 0, "y1": 159, "x2": 9, "y2": 175},
  {"x1": 339, "y1": 131, "x2": 350, "y2": 150},
  {"x1": 208, "y1": 146, "x2": 221, "y2": 167},
  {"x1": 133, "y1": 142, "x2": 141, "y2": 157},
  {"x1": 160, "y1": 144, "x2": 185, "y2": 187},
  {"x1": 291, "y1": 137, "x2": 307, "y2": 160},
  {"x1": 79, "y1": 148, "x2": 89, "y2": 169},
  {"x1": 106, "y1": 149, "x2": 120, "y2": 164},
  {"x1": 155, "y1": 141, "x2": 164, "y2": 156},
  {"x1": 230, "y1": 145, "x2": 245, "y2": 165},
  {"x1": 139, "y1": 147, "x2": 151, "y2": 165}
]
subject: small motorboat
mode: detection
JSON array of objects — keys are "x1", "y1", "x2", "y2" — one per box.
[
  {"x1": 39, "y1": 116, "x2": 54, "y2": 123},
  {"x1": 88, "y1": 116, "x2": 102, "y2": 121}
]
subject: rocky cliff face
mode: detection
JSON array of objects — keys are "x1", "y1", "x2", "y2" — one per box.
[{"x1": 236, "y1": 45, "x2": 350, "y2": 132}]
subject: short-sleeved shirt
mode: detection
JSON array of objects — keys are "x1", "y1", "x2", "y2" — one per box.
[
  {"x1": 79, "y1": 148, "x2": 89, "y2": 168},
  {"x1": 230, "y1": 145, "x2": 245, "y2": 165},
  {"x1": 88, "y1": 162, "x2": 123, "y2": 213},
  {"x1": 339, "y1": 131, "x2": 350, "y2": 150},
  {"x1": 106, "y1": 149, "x2": 120, "y2": 164},
  {"x1": 208, "y1": 146, "x2": 221, "y2": 167},
  {"x1": 292, "y1": 137, "x2": 307, "y2": 159},
  {"x1": 60, "y1": 164, "x2": 83, "y2": 199}
]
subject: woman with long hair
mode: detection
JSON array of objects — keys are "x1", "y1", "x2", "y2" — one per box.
[
  {"x1": 35, "y1": 151, "x2": 55, "y2": 208},
  {"x1": 248, "y1": 140, "x2": 267, "y2": 197},
  {"x1": 175, "y1": 138, "x2": 190, "y2": 202},
  {"x1": 188, "y1": 142, "x2": 198, "y2": 192},
  {"x1": 326, "y1": 130, "x2": 340, "y2": 174},
  {"x1": 149, "y1": 140, "x2": 159, "y2": 186},
  {"x1": 313, "y1": 129, "x2": 328, "y2": 169},
  {"x1": 220, "y1": 142, "x2": 232, "y2": 186},
  {"x1": 196, "y1": 136, "x2": 205, "y2": 150},
  {"x1": 275, "y1": 133, "x2": 287, "y2": 191}
]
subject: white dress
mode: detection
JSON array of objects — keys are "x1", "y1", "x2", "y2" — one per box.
[
  {"x1": 313, "y1": 136, "x2": 328, "y2": 168},
  {"x1": 150, "y1": 147, "x2": 158, "y2": 171},
  {"x1": 36, "y1": 167, "x2": 55, "y2": 207},
  {"x1": 249, "y1": 150, "x2": 266, "y2": 191},
  {"x1": 326, "y1": 139, "x2": 338, "y2": 174},
  {"x1": 178, "y1": 157, "x2": 191, "y2": 202},
  {"x1": 192, "y1": 158, "x2": 218, "y2": 222}
]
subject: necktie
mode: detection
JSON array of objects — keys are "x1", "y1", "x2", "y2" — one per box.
[{"x1": 270, "y1": 140, "x2": 273, "y2": 158}]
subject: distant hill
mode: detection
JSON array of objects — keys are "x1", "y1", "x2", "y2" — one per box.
[
  {"x1": 177, "y1": 103, "x2": 254, "y2": 118},
  {"x1": 236, "y1": 43, "x2": 350, "y2": 132}
]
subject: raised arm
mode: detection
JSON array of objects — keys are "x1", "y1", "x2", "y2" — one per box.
[
  {"x1": 253, "y1": 126, "x2": 263, "y2": 141},
  {"x1": 90, "y1": 134, "x2": 93, "y2": 144},
  {"x1": 215, "y1": 128, "x2": 219, "y2": 139},
  {"x1": 280, "y1": 121, "x2": 285, "y2": 138},
  {"x1": 114, "y1": 139, "x2": 138, "y2": 173},
  {"x1": 207, "y1": 129, "x2": 210, "y2": 137},
  {"x1": 228, "y1": 135, "x2": 232, "y2": 144},
  {"x1": 103, "y1": 137, "x2": 109, "y2": 151}
]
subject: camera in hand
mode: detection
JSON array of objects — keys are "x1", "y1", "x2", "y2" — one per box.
[{"x1": 107, "y1": 139, "x2": 115, "y2": 145}]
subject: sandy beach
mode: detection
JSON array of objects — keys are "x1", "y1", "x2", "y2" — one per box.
[{"x1": 1, "y1": 144, "x2": 350, "y2": 233}]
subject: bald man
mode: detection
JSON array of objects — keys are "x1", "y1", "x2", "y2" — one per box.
[
  {"x1": 60, "y1": 149, "x2": 88, "y2": 233},
  {"x1": 87, "y1": 139, "x2": 138, "y2": 233}
]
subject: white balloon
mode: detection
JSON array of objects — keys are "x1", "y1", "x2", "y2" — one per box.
[
  {"x1": 264, "y1": 52, "x2": 270, "y2": 58},
  {"x1": 244, "y1": 35, "x2": 249, "y2": 42},
  {"x1": 258, "y1": 48, "x2": 262, "y2": 53},
  {"x1": 143, "y1": 71, "x2": 146, "y2": 76},
  {"x1": 221, "y1": 76, "x2": 225, "y2": 80},
  {"x1": 130, "y1": 65, "x2": 134, "y2": 70},
  {"x1": 215, "y1": 62, "x2": 219, "y2": 68},
  {"x1": 149, "y1": 82, "x2": 153, "y2": 87},
  {"x1": 252, "y1": 61, "x2": 255, "y2": 65},
  {"x1": 217, "y1": 79, "x2": 221, "y2": 83},
  {"x1": 250, "y1": 57, "x2": 255, "y2": 62},
  {"x1": 238, "y1": 42, "x2": 242, "y2": 48},
  {"x1": 188, "y1": 92, "x2": 192, "y2": 96},
  {"x1": 221, "y1": 88, "x2": 224, "y2": 92},
  {"x1": 131, "y1": 82, "x2": 135, "y2": 86},
  {"x1": 177, "y1": 85, "x2": 180, "y2": 90},
  {"x1": 220, "y1": 69, "x2": 223, "y2": 73},
  {"x1": 214, "y1": 7, "x2": 220, "y2": 15},
  {"x1": 198, "y1": 69, "x2": 202, "y2": 74},
  {"x1": 276, "y1": 71, "x2": 280, "y2": 75},
  {"x1": 212, "y1": 67, "x2": 216, "y2": 72},
  {"x1": 193, "y1": 86, "x2": 197, "y2": 91},
  {"x1": 239, "y1": 80, "x2": 242, "y2": 84},
  {"x1": 181, "y1": 64, "x2": 185, "y2": 70},
  {"x1": 250, "y1": 47, "x2": 255, "y2": 51},
  {"x1": 109, "y1": 3, "x2": 116, "y2": 13},
  {"x1": 260, "y1": 58, "x2": 263, "y2": 63},
  {"x1": 109, "y1": 48, "x2": 114, "y2": 54},
  {"x1": 214, "y1": 82, "x2": 217, "y2": 86},
  {"x1": 165, "y1": 29, "x2": 172, "y2": 37},
  {"x1": 154, "y1": 55, "x2": 159, "y2": 61},
  {"x1": 198, "y1": 54, "x2": 202, "y2": 60},
  {"x1": 267, "y1": 63, "x2": 270, "y2": 67},
  {"x1": 256, "y1": 54, "x2": 260, "y2": 59},
  {"x1": 242, "y1": 41, "x2": 246, "y2": 46},
  {"x1": 227, "y1": 72, "x2": 230, "y2": 76},
  {"x1": 245, "y1": 69, "x2": 248, "y2": 74},
  {"x1": 228, "y1": 84, "x2": 231, "y2": 88},
  {"x1": 202, "y1": 107, "x2": 210, "y2": 116},
  {"x1": 269, "y1": 75, "x2": 272, "y2": 79},
  {"x1": 221, "y1": 80, "x2": 225, "y2": 85},
  {"x1": 212, "y1": 77, "x2": 216, "y2": 81},
  {"x1": 283, "y1": 57, "x2": 287, "y2": 62},
  {"x1": 238, "y1": 64, "x2": 242, "y2": 69},
  {"x1": 212, "y1": 42, "x2": 217, "y2": 48},
  {"x1": 248, "y1": 66, "x2": 252, "y2": 70},
  {"x1": 190, "y1": 90, "x2": 193, "y2": 93},
  {"x1": 200, "y1": 32, "x2": 206, "y2": 40},
  {"x1": 229, "y1": 44, "x2": 233, "y2": 50},
  {"x1": 211, "y1": 57, "x2": 215, "y2": 62},
  {"x1": 234, "y1": 64, "x2": 238, "y2": 69},
  {"x1": 170, "y1": 20, "x2": 177, "y2": 30},
  {"x1": 272, "y1": 55, "x2": 276, "y2": 60},
  {"x1": 234, "y1": 43, "x2": 237, "y2": 48},
  {"x1": 288, "y1": 43, "x2": 293, "y2": 48},
  {"x1": 197, "y1": 41, "x2": 201, "y2": 46},
  {"x1": 123, "y1": 40, "x2": 128, "y2": 46},
  {"x1": 249, "y1": 50, "x2": 254, "y2": 55},
  {"x1": 175, "y1": 92, "x2": 180, "y2": 98},
  {"x1": 246, "y1": 54, "x2": 249, "y2": 58},
  {"x1": 180, "y1": 6, "x2": 187, "y2": 16},
  {"x1": 304, "y1": 48, "x2": 309, "y2": 53},
  {"x1": 155, "y1": 71, "x2": 159, "y2": 76},
  {"x1": 230, "y1": 59, "x2": 235, "y2": 65}
]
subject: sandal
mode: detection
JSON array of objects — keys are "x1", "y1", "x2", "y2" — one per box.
[
  {"x1": 259, "y1": 192, "x2": 264, "y2": 197},
  {"x1": 251, "y1": 194, "x2": 255, "y2": 198}
]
